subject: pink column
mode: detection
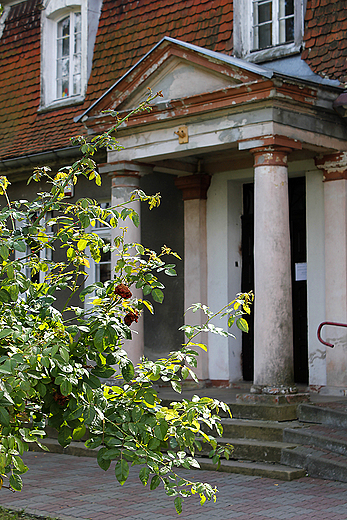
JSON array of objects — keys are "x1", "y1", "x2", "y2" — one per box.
[
  {"x1": 175, "y1": 174, "x2": 211, "y2": 382},
  {"x1": 240, "y1": 136, "x2": 301, "y2": 393},
  {"x1": 316, "y1": 152, "x2": 347, "y2": 389},
  {"x1": 99, "y1": 161, "x2": 151, "y2": 365}
]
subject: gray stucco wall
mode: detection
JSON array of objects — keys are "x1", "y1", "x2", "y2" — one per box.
[{"x1": 140, "y1": 172, "x2": 184, "y2": 359}]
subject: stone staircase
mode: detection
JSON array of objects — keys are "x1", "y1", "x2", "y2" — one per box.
[
  {"x1": 281, "y1": 402, "x2": 347, "y2": 482},
  {"x1": 195, "y1": 400, "x2": 307, "y2": 481},
  {"x1": 30, "y1": 394, "x2": 347, "y2": 483}
]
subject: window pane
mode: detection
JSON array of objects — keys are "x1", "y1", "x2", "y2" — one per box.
[
  {"x1": 56, "y1": 11, "x2": 81, "y2": 100},
  {"x1": 74, "y1": 31, "x2": 81, "y2": 55},
  {"x1": 285, "y1": 17, "x2": 294, "y2": 41},
  {"x1": 73, "y1": 73, "x2": 81, "y2": 95},
  {"x1": 57, "y1": 77, "x2": 69, "y2": 98},
  {"x1": 99, "y1": 263, "x2": 111, "y2": 283},
  {"x1": 258, "y1": 23, "x2": 272, "y2": 48},
  {"x1": 57, "y1": 16, "x2": 69, "y2": 38},
  {"x1": 258, "y1": 1, "x2": 272, "y2": 23},
  {"x1": 96, "y1": 239, "x2": 111, "y2": 283},
  {"x1": 253, "y1": 0, "x2": 272, "y2": 50},
  {"x1": 74, "y1": 12, "x2": 81, "y2": 33},
  {"x1": 279, "y1": 0, "x2": 294, "y2": 43},
  {"x1": 285, "y1": 0, "x2": 294, "y2": 16},
  {"x1": 57, "y1": 57, "x2": 69, "y2": 78}
]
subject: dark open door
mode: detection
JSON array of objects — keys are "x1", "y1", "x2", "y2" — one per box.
[
  {"x1": 289, "y1": 177, "x2": 308, "y2": 384},
  {"x1": 241, "y1": 184, "x2": 254, "y2": 382},
  {"x1": 241, "y1": 178, "x2": 308, "y2": 384}
]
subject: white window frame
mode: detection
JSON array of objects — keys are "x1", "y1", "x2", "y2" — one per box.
[
  {"x1": 40, "y1": 0, "x2": 88, "y2": 109},
  {"x1": 56, "y1": 11, "x2": 82, "y2": 100},
  {"x1": 234, "y1": 0, "x2": 306, "y2": 63}
]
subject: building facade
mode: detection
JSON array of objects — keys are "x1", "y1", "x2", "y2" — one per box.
[{"x1": 1, "y1": 0, "x2": 347, "y2": 395}]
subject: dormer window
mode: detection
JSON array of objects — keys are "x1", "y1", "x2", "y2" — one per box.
[
  {"x1": 234, "y1": 0, "x2": 305, "y2": 63},
  {"x1": 40, "y1": 0, "x2": 102, "y2": 110},
  {"x1": 56, "y1": 12, "x2": 81, "y2": 99},
  {"x1": 252, "y1": 0, "x2": 294, "y2": 51}
]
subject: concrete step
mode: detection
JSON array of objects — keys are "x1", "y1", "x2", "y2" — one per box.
[
  {"x1": 217, "y1": 418, "x2": 302, "y2": 442},
  {"x1": 160, "y1": 399, "x2": 298, "y2": 421},
  {"x1": 197, "y1": 458, "x2": 306, "y2": 481},
  {"x1": 297, "y1": 403, "x2": 347, "y2": 428},
  {"x1": 29, "y1": 438, "x2": 98, "y2": 458},
  {"x1": 200, "y1": 436, "x2": 297, "y2": 463},
  {"x1": 283, "y1": 423, "x2": 347, "y2": 457},
  {"x1": 281, "y1": 445, "x2": 347, "y2": 483},
  {"x1": 229, "y1": 403, "x2": 298, "y2": 421}
]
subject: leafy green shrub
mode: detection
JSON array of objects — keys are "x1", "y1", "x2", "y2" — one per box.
[{"x1": 0, "y1": 91, "x2": 252, "y2": 514}]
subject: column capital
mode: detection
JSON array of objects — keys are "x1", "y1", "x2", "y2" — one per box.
[
  {"x1": 315, "y1": 152, "x2": 347, "y2": 181},
  {"x1": 175, "y1": 174, "x2": 211, "y2": 201},
  {"x1": 239, "y1": 135, "x2": 302, "y2": 167},
  {"x1": 98, "y1": 160, "x2": 153, "y2": 177}
]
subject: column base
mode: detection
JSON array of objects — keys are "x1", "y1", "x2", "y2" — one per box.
[
  {"x1": 250, "y1": 384, "x2": 298, "y2": 395},
  {"x1": 237, "y1": 387, "x2": 310, "y2": 405}
]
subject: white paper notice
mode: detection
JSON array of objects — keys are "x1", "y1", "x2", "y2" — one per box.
[{"x1": 295, "y1": 262, "x2": 307, "y2": 281}]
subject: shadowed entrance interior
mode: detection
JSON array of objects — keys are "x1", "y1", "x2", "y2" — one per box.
[{"x1": 241, "y1": 178, "x2": 308, "y2": 384}]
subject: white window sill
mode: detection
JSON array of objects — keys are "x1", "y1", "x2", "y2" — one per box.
[
  {"x1": 38, "y1": 95, "x2": 85, "y2": 113},
  {"x1": 244, "y1": 42, "x2": 302, "y2": 64}
]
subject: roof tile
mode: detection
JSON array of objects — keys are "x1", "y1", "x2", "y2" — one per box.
[{"x1": 302, "y1": 0, "x2": 347, "y2": 84}]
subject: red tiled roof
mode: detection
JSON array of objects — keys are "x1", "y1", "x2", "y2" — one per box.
[
  {"x1": 0, "y1": 0, "x2": 233, "y2": 162},
  {"x1": 302, "y1": 0, "x2": 347, "y2": 84},
  {"x1": 0, "y1": 0, "x2": 86, "y2": 161}
]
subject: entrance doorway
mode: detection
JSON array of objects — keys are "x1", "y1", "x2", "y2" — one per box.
[{"x1": 241, "y1": 178, "x2": 308, "y2": 384}]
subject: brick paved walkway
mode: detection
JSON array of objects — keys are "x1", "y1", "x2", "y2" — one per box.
[{"x1": 1, "y1": 452, "x2": 347, "y2": 520}]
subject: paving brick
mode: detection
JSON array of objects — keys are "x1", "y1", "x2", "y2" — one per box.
[{"x1": 1, "y1": 452, "x2": 347, "y2": 519}]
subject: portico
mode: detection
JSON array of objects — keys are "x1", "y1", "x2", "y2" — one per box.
[{"x1": 78, "y1": 37, "x2": 347, "y2": 395}]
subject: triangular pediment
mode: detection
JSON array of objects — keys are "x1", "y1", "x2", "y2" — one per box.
[
  {"x1": 80, "y1": 37, "x2": 271, "y2": 126},
  {"x1": 120, "y1": 55, "x2": 242, "y2": 110}
]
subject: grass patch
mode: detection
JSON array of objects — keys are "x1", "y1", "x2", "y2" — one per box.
[{"x1": 0, "y1": 506, "x2": 57, "y2": 520}]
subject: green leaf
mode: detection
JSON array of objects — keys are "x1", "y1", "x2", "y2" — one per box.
[
  {"x1": 94, "y1": 328, "x2": 104, "y2": 350},
  {"x1": 130, "y1": 212, "x2": 140, "y2": 228},
  {"x1": 174, "y1": 496, "x2": 183, "y2": 515},
  {"x1": 121, "y1": 362, "x2": 134, "y2": 382},
  {"x1": 0, "y1": 406, "x2": 10, "y2": 426},
  {"x1": 0, "y1": 289, "x2": 10, "y2": 302},
  {"x1": 9, "y1": 473, "x2": 22, "y2": 491},
  {"x1": 73, "y1": 423, "x2": 86, "y2": 441},
  {"x1": 58, "y1": 425, "x2": 72, "y2": 448},
  {"x1": 91, "y1": 366, "x2": 115, "y2": 378},
  {"x1": 0, "y1": 328, "x2": 13, "y2": 340},
  {"x1": 115, "y1": 459, "x2": 129, "y2": 485},
  {"x1": 150, "y1": 474, "x2": 161, "y2": 491},
  {"x1": 171, "y1": 380, "x2": 181, "y2": 393},
  {"x1": 0, "y1": 244, "x2": 9, "y2": 260},
  {"x1": 236, "y1": 317, "x2": 249, "y2": 333},
  {"x1": 152, "y1": 288, "x2": 164, "y2": 303},
  {"x1": 59, "y1": 347, "x2": 69, "y2": 363},
  {"x1": 102, "y1": 448, "x2": 121, "y2": 460},
  {"x1": 60, "y1": 380, "x2": 72, "y2": 396},
  {"x1": 97, "y1": 447, "x2": 111, "y2": 471},
  {"x1": 77, "y1": 239, "x2": 88, "y2": 251},
  {"x1": 79, "y1": 214, "x2": 90, "y2": 229},
  {"x1": 154, "y1": 420, "x2": 168, "y2": 441},
  {"x1": 85, "y1": 437, "x2": 102, "y2": 449},
  {"x1": 143, "y1": 391, "x2": 155, "y2": 406},
  {"x1": 8, "y1": 283, "x2": 19, "y2": 302},
  {"x1": 139, "y1": 466, "x2": 150, "y2": 486},
  {"x1": 13, "y1": 240, "x2": 26, "y2": 253},
  {"x1": 181, "y1": 366, "x2": 189, "y2": 379},
  {"x1": 228, "y1": 316, "x2": 235, "y2": 327},
  {"x1": 13, "y1": 456, "x2": 28, "y2": 474},
  {"x1": 143, "y1": 285, "x2": 152, "y2": 296}
]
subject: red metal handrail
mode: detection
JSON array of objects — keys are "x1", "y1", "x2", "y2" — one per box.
[{"x1": 317, "y1": 321, "x2": 347, "y2": 348}]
